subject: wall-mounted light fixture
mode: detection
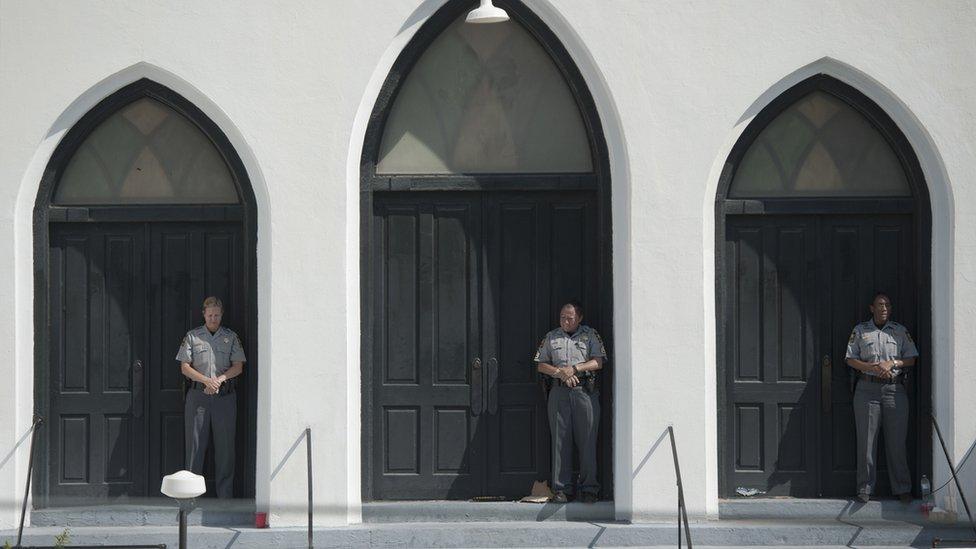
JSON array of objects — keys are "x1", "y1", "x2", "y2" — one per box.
[{"x1": 466, "y1": 0, "x2": 509, "y2": 23}]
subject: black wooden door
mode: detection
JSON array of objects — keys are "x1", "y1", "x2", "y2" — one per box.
[
  {"x1": 371, "y1": 191, "x2": 599, "y2": 499},
  {"x1": 48, "y1": 222, "x2": 246, "y2": 502},
  {"x1": 819, "y1": 215, "x2": 915, "y2": 497},
  {"x1": 723, "y1": 214, "x2": 915, "y2": 497},
  {"x1": 371, "y1": 194, "x2": 485, "y2": 499},
  {"x1": 147, "y1": 223, "x2": 246, "y2": 497},
  {"x1": 48, "y1": 224, "x2": 148, "y2": 501}
]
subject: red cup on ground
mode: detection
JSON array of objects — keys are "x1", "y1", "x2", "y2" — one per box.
[{"x1": 255, "y1": 511, "x2": 269, "y2": 528}]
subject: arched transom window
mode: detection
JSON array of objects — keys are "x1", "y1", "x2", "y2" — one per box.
[
  {"x1": 730, "y1": 91, "x2": 911, "y2": 198},
  {"x1": 54, "y1": 97, "x2": 239, "y2": 205},
  {"x1": 376, "y1": 13, "x2": 592, "y2": 175}
]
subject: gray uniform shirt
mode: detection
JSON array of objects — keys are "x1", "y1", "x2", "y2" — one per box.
[
  {"x1": 845, "y1": 320, "x2": 918, "y2": 378},
  {"x1": 176, "y1": 325, "x2": 246, "y2": 378},
  {"x1": 534, "y1": 325, "x2": 607, "y2": 367}
]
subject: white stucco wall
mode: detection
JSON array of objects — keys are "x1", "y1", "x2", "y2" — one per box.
[{"x1": 0, "y1": 0, "x2": 973, "y2": 528}]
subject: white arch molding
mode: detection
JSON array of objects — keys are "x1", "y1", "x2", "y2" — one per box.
[
  {"x1": 12, "y1": 61, "x2": 274, "y2": 519},
  {"x1": 702, "y1": 56, "x2": 954, "y2": 512},
  {"x1": 345, "y1": 0, "x2": 633, "y2": 521}
]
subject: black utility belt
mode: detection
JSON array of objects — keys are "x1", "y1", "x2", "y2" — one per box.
[
  {"x1": 859, "y1": 372, "x2": 902, "y2": 385},
  {"x1": 191, "y1": 380, "x2": 236, "y2": 394}
]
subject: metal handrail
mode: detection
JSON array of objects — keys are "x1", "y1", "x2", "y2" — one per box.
[
  {"x1": 667, "y1": 425, "x2": 693, "y2": 549},
  {"x1": 17, "y1": 416, "x2": 44, "y2": 548},
  {"x1": 306, "y1": 427, "x2": 313, "y2": 549},
  {"x1": 931, "y1": 412, "x2": 976, "y2": 546}
]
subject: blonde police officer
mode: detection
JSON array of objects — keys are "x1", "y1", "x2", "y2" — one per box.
[
  {"x1": 535, "y1": 301, "x2": 606, "y2": 504},
  {"x1": 845, "y1": 292, "x2": 918, "y2": 503},
  {"x1": 176, "y1": 296, "x2": 246, "y2": 499}
]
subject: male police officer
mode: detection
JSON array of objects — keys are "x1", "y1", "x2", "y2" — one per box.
[
  {"x1": 845, "y1": 292, "x2": 917, "y2": 503},
  {"x1": 176, "y1": 296, "x2": 246, "y2": 498},
  {"x1": 535, "y1": 302, "x2": 606, "y2": 504}
]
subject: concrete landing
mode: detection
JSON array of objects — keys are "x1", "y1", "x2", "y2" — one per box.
[
  {"x1": 363, "y1": 500, "x2": 615, "y2": 522},
  {"x1": 31, "y1": 500, "x2": 255, "y2": 527},
  {"x1": 5, "y1": 519, "x2": 976, "y2": 548}
]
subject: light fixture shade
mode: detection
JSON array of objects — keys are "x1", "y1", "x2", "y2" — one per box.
[
  {"x1": 161, "y1": 470, "x2": 206, "y2": 499},
  {"x1": 465, "y1": 0, "x2": 509, "y2": 24}
]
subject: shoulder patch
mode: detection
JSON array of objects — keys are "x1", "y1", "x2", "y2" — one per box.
[{"x1": 848, "y1": 330, "x2": 856, "y2": 345}]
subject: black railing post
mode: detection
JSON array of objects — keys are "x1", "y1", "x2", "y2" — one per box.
[
  {"x1": 931, "y1": 413, "x2": 976, "y2": 539},
  {"x1": 17, "y1": 416, "x2": 43, "y2": 548},
  {"x1": 668, "y1": 425, "x2": 693, "y2": 549},
  {"x1": 306, "y1": 426, "x2": 313, "y2": 549}
]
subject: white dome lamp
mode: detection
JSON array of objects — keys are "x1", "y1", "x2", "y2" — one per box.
[
  {"x1": 466, "y1": 0, "x2": 509, "y2": 24},
  {"x1": 161, "y1": 470, "x2": 206, "y2": 549}
]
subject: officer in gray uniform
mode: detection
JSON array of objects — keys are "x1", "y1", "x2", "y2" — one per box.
[
  {"x1": 176, "y1": 296, "x2": 246, "y2": 499},
  {"x1": 535, "y1": 301, "x2": 606, "y2": 504},
  {"x1": 845, "y1": 292, "x2": 917, "y2": 503}
]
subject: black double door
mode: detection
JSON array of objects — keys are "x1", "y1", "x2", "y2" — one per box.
[
  {"x1": 47, "y1": 221, "x2": 246, "y2": 503},
  {"x1": 370, "y1": 191, "x2": 599, "y2": 499},
  {"x1": 723, "y1": 213, "x2": 917, "y2": 497}
]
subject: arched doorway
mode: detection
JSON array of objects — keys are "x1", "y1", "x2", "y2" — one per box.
[
  {"x1": 33, "y1": 79, "x2": 259, "y2": 506},
  {"x1": 361, "y1": 0, "x2": 613, "y2": 500},
  {"x1": 716, "y1": 75, "x2": 932, "y2": 497}
]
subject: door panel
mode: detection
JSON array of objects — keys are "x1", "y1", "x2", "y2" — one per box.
[
  {"x1": 725, "y1": 217, "x2": 818, "y2": 496},
  {"x1": 723, "y1": 214, "x2": 916, "y2": 497},
  {"x1": 148, "y1": 223, "x2": 246, "y2": 497},
  {"x1": 48, "y1": 224, "x2": 147, "y2": 502},
  {"x1": 483, "y1": 192, "x2": 599, "y2": 497},
  {"x1": 372, "y1": 194, "x2": 484, "y2": 499},
  {"x1": 819, "y1": 215, "x2": 915, "y2": 496}
]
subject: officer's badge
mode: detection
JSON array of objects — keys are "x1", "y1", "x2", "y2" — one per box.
[{"x1": 224, "y1": 337, "x2": 230, "y2": 343}]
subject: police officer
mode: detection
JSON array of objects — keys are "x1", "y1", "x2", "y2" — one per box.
[
  {"x1": 534, "y1": 301, "x2": 606, "y2": 504},
  {"x1": 176, "y1": 296, "x2": 246, "y2": 498},
  {"x1": 845, "y1": 292, "x2": 917, "y2": 503}
]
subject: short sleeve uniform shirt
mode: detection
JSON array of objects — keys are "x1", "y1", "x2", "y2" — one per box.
[
  {"x1": 845, "y1": 320, "x2": 918, "y2": 377},
  {"x1": 176, "y1": 326, "x2": 246, "y2": 379},
  {"x1": 534, "y1": 325, "x2": 607, "y2": 367}
]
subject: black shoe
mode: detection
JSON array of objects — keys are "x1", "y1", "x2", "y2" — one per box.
[
  {"x1": 580, "y1": 492, "x2": 598, "y2": 504},
  {"x1": 551, "y1": 491, "x2": 568, "y2": 503},
  {"x1": 856, "y1": 492, "x2": 870, "y2": 503},
  {"x1": 898, "y1": 493, "x2": 912, "y2": 503}
]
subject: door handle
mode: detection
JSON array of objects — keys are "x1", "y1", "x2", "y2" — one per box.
[
  {"x1": 821, "y1": 354, "x2": 831, "y2": 414},
  {"x1": 471, "y1": 358, "x2": 482, "y2": 416},
  {"x1": 486, "y1": 358, "x2": 498, "y2": 414},
  {"x1": 132, "y1": 359, "x2": 144, "y2": 419}
]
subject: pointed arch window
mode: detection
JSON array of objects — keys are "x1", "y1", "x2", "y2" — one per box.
[
  {"x1": 730, "y1": 91, "x2": 911, "y2": 198},
  {"x1": 54, "y1": 97, "x2": 239, "y2": 205},
  {"x1": 376, "y1": 13, "x2": 592, "y2": 174}
]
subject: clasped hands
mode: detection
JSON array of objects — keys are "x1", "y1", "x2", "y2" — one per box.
[
  {"x1": 868, "y1": 360, "x2": 898, "y2": 380},
  {"x1": 555, "y1": 365, "x2": 581, "y2": 387},
  {"x1": 203, "y1": 375, "x2": 226, "y2": 395}
]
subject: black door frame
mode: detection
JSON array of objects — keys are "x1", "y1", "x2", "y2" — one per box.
[
  {"x1": 32, "y1": 78, "x2": 259, "y2": 506},
  {"x1": 360, "y1": 0, "x2": 614, "y2": 500},
  {"x1": 715, "y1": 74, "x2": 933, "y2": 497}
]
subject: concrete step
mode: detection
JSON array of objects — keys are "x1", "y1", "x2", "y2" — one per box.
[
  {"x1": 5, "y1": 519, "x2": 976, "y2": 548},
  {"x1": 720, "y1": 497, "x2": 967, "y2": 525},
  {"x1": 362, "y1": 500, "x2": 615, "y2": 522},
  {"x1": 31, "y1": 500, "x2": 255, "y2": 527}
]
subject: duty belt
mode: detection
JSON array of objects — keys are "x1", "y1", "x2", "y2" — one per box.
[
  {"x1": 859, "y1": 372, "x2": 901, "y2": 385},
  {"x1": 191, "y1": 379, "x2": 237, "y2": 394}
]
